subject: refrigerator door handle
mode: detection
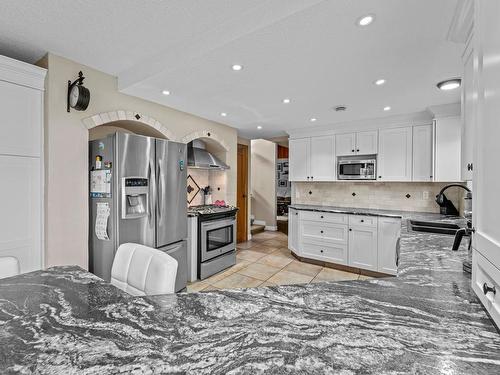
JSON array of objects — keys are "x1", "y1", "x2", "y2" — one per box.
[
  {"x1": 157, "y1": 159, "x2": 163, "y2": 221},
  {"x1": 148, "y1": 160, "x2": 154, "y2": 224}
]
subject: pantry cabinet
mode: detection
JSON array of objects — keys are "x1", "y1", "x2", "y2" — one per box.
[
  {"x1": 461, "y1": 35, "x2": 475, "y2": 181},
  {"x1": 289, "y1": 136, "x2": 335, "y2": 181},
  {"x1": 336, "y1": 130, "x2": 378, "y2": 156},
  {"x1": 378, "y1": 126, "x2": 413, "y2": 181},
  {"x1": 0, "y1": 55, "x2": 46, "y2": 274},
  {"x1": 412, "y1": 124, "x2": 433, "y2": 181}
]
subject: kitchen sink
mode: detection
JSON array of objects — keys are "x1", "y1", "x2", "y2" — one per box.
[{"x1": 408, "y1": 220, "x2": 461, "y2": 235}]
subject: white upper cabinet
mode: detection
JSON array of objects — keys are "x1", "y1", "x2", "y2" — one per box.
[
  {"x1": 461, "y1": 36, "x2": 475, "y2": 181},
  {"x1": 412, "y1": 124, "x2": 433, "y2": 181},
  {"x1": 290, "y1": 136, "x2": 335, "y2": 181},
  {"x1": 335, "y1": 133, "x2": 356, "y2": 156},
  {"x1": 0, "y1": 55, "x2": 46, "y2": 274},
  {"x1": 433, "y1": 116, "x2": 462, "y2": 182},
  {"x1": 310, "y1": 136, "x2": 335, "y2": 181},
  {"x1": 378, "y1": 127, "x2": 413, "y2": 181},
  {"x1": 356, "y1": 130, "x2": 378, "y2": 155},
  {"x1": 0, "y1": 81, "x2": 42, "y2": 157},
  {"x1": 336, "y1": 130, "x2": 378, "y2": 156},
  {"x1": 289, "y1": 138, "x2": 310, "y2": 182}
]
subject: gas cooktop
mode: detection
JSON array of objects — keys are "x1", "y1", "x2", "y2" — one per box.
[{"x1": 188, "y1": 204, "x2": 238, "y2": 216}]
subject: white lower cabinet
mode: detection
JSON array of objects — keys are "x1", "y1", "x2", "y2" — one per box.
[
  {"x1": 377, "y1": 217, "x2": 401, "y2": 275},
  {"x1": 348, "y1": 225, "x2": 378, "y2": 271},
  {"x1": 288, "y1": 208, "x2": 300, "y2": 253},
  {"x1": 292, "y1": 210, "x2": 401, "y2": 275}
]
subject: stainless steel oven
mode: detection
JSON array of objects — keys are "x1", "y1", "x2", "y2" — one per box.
[
  {"x1": 200, "y1": 217, "x2": 236, "y2": 262},
  {"x1": 338, "y1": 156, "x2": 376, "y2": 180}
]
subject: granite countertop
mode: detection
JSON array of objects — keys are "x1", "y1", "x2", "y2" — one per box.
[
  {"x1": 1, "y1": 210, "x2": 499, "y2": 374},
  {"x1": 290, "y1": 203, "x2": 414, "y2": 218}
]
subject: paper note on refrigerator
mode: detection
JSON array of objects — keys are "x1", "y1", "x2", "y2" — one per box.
[{"x1": 95, "y1": 202, "x2": 110, "y2": 241}]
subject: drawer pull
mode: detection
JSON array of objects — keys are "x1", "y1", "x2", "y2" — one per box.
[
  {"x1": 320, "y1": 215, "x2": 324, "y2": 219},
  {"x1": 320, "y1": 230, "x2": 324, "y2": 234},
  {"x1": 320, "y1": 250, "x2": 324, "y2": 253},
  {"x1": 360, "y1": 219, "x2": 364, "y2": 223},
  {"x1": 483, "y1": 283, "x2": 496, "y2": 296},
  {"x1": 349, "y1": 228, "x2": 352, "y2": 232}
]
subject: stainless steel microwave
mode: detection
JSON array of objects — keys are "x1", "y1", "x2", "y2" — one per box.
[{"x1": 338, "y1": 157, "x2": 376, "y2": 180}]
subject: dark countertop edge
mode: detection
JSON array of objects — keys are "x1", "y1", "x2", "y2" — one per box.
[{"x1": 288, "y1": 204, "x2": 404, "y2": 218}]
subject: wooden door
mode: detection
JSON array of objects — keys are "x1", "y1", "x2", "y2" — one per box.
[{"x1": 237, "y1": 144, "x2": 248, "y2": 243}]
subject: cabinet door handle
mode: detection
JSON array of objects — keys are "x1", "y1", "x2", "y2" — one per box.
[
  {"x1": 320, "y1": 230, "x2": 324, "y2": 234},
  {"x1": 311, "y1": 176, "x2": 314, "y2": 180},
  {"x1": 349, "y1": 228, "x2": 352, "y2": 232},
  {"x1": 378, "y1": 176, "x2": 382, "y2": 179},
  {"x1": 320, "y1": 215, "x2": 324, "y2": 219},
  {"x1": 356, "y1": 149, "x2": 360, "y2": 152},
  {"x1": 307, "y1": 176, "x2": 310, "y2": 180},
  {"x1": 483, "y1": 283, "x2": 496, "y2": 295},
  {"x1": 360, "y1": 219, "x2": 364, "y2": 223},
  {"x1": 320, "y1": 250, "x2": 324, "y2": 253},
  {"x1": 351, "y1": 149, "x2": 355, "y2": 153}
]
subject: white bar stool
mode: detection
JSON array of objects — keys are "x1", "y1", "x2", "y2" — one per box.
[{"x1": 111, "y1": 243, "x2": 178, "y2": 296}]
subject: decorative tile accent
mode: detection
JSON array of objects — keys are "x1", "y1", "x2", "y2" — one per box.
[{"x1": 187, "y1": 175, "x2": 200, "y2": 204}]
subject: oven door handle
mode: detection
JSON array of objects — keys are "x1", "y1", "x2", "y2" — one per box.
[{"x1": 201, "y1": 218, "x2": 235, "y2": 230}]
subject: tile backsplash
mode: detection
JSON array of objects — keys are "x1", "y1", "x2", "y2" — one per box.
[
  {"x1": 187, "y1": 168, "x2": 227, "y2": 206},
  {"x1": 292, "y1": 182, "x2": 465, "y2": 213}
]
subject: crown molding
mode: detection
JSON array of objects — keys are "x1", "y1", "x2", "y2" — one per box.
[
  {"x1": 0, "y1": 54, "x2": 46, "y2": 90},
  {"x1": 447, "y1": 0, "x2": 474, "y2": 44}
]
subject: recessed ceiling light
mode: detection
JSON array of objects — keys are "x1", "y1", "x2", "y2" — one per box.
[
  {"x1": 257, "y1": 125, "x2": 263, "y2": 129},
  {"x1": 162, "y1": 90, "x2": 170, "y2": 95},
  {"x1": 437, "y1": 78, "x2": 461, "y2": 91},
  {"x1": 334, "y1": 105, "x2": 347, "y2": 112},
  {"x1": 357, "y1": 14, "x2": 375, "y2": 27},
  {"x1": 310, "y1": 118, "x2": 317, "y2": 122},
  {"x1": 283, "y1": 98, "x2": 291, "y2": 104},
  {"x1": 384, "y1": 106, "x2": 391, "y2": 111},
  {"x1": 220, "y1": 112, "x2": 227, "y2": 117},
  {"x1": 232, "y1": 64, "x2": 243, "y2": 71},
  {"x1": 374, "y1": 79, "x2": 386, "y2": 86}
]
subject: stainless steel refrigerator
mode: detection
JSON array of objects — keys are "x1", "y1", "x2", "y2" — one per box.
[{"x1": 89, "y1": 132, "x2": 187, "y2": 292}]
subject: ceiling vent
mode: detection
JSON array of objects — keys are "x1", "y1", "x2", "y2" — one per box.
[{"x1": 334, "y1": 105, "x2": 347, "y2": 112}]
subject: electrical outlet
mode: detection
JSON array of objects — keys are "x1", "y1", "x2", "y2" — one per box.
[{"x1": 423, "y1": 191, "x2": 429, "y2": 200}]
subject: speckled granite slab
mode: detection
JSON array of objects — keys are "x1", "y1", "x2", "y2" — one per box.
[{"x1": 1, "y1": 211, "x2": 499, "y2": 374}]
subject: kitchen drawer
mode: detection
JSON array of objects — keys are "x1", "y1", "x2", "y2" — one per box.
[
  {"x1": 300, "y1": 211, "x2": 348, "y2": 224},
  {"x1": 302, "y1": 241, "x2": 347, "y2": 265},
  {"x1": 301, "y1": 221, "x2": 348, "y2": 244},
  {"x1": 349, "y1": 215, "x2": 378, "y2": 228},
  {"x1": 472, "y1": 250, "x2": 500, "y2": 327}
]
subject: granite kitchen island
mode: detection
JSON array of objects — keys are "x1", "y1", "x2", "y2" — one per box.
[{"x1": 1, "y1": 210, "x2": 500, "y2": 374}]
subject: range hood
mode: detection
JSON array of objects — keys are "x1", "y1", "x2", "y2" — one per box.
[{"x1": 187, "y1": 140, "x2": 229, "y2": 170}]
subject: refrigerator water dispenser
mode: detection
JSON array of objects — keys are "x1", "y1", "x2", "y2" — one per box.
[{"x1": 121, "y1": 177, "x2": 149, "y2": 219}]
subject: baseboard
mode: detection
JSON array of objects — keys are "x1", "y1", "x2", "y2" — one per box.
[
  {"x1": 253, "y1": 220, "x2": 266, "y2": 226},
  {"x1": 265, "y1": 226, "x2": 277, "y2": 231}
]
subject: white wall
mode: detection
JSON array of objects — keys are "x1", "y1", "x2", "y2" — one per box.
[
  {"x1": 251, "y1": 139, "x2": 276, "y2": 229},
  {"x1": 38, "y1": 53, "x2": 237, "y2": 269}
]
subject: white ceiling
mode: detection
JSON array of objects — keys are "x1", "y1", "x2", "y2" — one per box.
[{"x1": 0, "y1": 0, "x2": 463, "y2": 138}]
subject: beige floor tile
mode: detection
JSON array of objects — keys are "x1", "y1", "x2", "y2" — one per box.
[
  {"x1": 256, "y1": 253, "x2": 294, "y2": 268},
  {"x1": 274, "y1": 248, "x2": 296, "y2": 260},
  {"x1": 212, "y1": 273, "x2": 263, "y2": 289},
  {"x1": 201, "y1": 285, "x2": 222, "y2": 292},
  {"x1": 261, "y1": 239, "x2": 286, "y2": 248},
  {"x1": 186, "y1": 281, "x2": 210, "y2": 292},
  {"x1": 283, "y1": 260, "x2": 323, "y2": 277},
  {"x1": 312, "y1": 267, "x2": 359, "y2": 283},
  {"x1": 237, "y1": 241, "x2": 256, "y2": 250},
  {"x1": 236, "y1": 249, "x2": 267, "y2": 262},
  {"x1": 358, "y1": 274, "x2": 374, "y2": 280},
  {"x1": 202, "y1": 267, "x2": 238, "y2": 284},
  {"x1": 267, "y1": 269, "x2": 314, "y2": 286},
  {"x1": 237, "y1": 262, "x2": 281, "y2": 281},
  {"x1": 259, "y1": 280, "x2": 278, "y2": 287},
  {"x1": 250, "y1": 243, "x2": 280, "y2": 254},
  {"x1": 230, "y1": 259, "x2": 253, "y2": 273}
]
